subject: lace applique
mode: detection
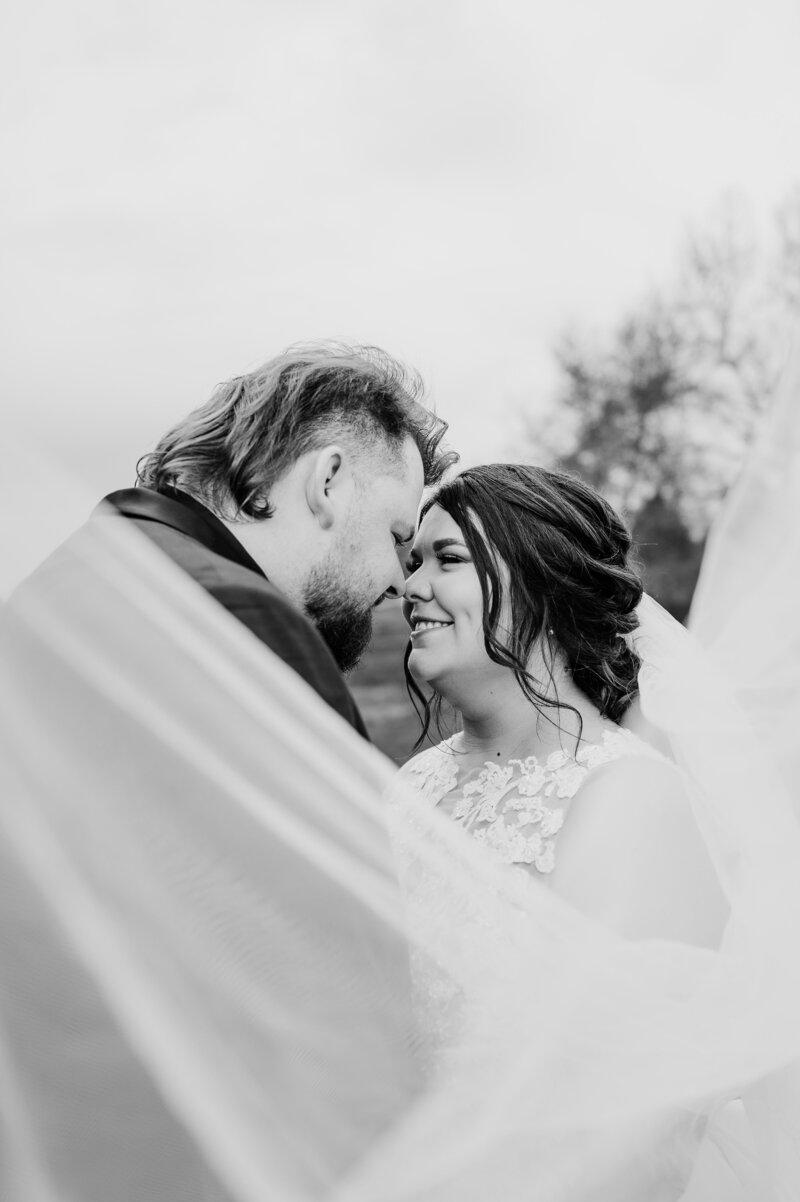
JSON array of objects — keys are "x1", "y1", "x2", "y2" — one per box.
[
  {"x1": 405, "y1": 745, "x2": 459, "y2": 804},
  {"x1": 403, "y1": 728, "x2": 654, "y2": 877}
]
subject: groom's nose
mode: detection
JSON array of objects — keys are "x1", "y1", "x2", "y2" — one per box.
[{"x1": 382, "y1": 572, "x2": 407, "y2": 601}]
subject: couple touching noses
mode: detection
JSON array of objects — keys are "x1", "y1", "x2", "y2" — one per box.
[
  {"x1": 99, "y1": 339, "x2": 720, "y2": 951},
  {"x1": 58, "y1": 344, "x2": 453, "y2": 737}
]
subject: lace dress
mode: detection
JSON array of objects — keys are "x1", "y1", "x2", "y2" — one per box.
[
  {"x1": 401, "y1": 727, "x2": 659, "y2": 880},
  {"x1": 390, "y1": 728, "x2": 666, "y2": 1069}
]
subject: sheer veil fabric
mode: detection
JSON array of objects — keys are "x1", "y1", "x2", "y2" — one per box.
[
  {"x1": 679, "y1": 340, "x2": 800, "y2": 1199},
  {"x1": 689, "y1": 340, "x2": 800, "y2": 804},
  {"x1": 1, "y1": 349, "x2": 800, "y2": 1202}
]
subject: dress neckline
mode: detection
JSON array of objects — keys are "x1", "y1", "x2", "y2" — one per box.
[{"x1": 435, "y1": 726, "x2": 640, "y2": 770}]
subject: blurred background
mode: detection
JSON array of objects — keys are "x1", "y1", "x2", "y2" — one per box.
[{"x1": 2, "y1": 0, "x2": 798, "y2": 759}]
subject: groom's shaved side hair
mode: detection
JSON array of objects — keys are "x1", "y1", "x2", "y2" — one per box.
[{"x1": 137, "y1": 342, "x2": 455, "y2": 520}]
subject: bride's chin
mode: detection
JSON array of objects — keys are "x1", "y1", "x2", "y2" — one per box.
[
  {"x1": 408, "y1": 653, "x2": 442, "y2": 691},
  {"x1": 409, "y1": 660, "x2": 457, "y2": 704}
]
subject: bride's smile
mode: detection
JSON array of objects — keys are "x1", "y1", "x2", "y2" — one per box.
[{"x1": 409, "y1": 618, "x2": 454, "y2": 637}]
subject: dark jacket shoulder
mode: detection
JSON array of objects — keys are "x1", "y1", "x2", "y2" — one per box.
[{"x1": 98, "y1": 489, "x2": 369, "y2": 738}]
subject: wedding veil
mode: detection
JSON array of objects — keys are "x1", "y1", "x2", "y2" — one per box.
[{"x1": 1, "y1": 348, "x2": 800, "y2": 1201}]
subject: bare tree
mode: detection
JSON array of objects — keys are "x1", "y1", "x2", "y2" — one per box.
[
  {"x1": 521, "y1": 190, "x2": 799, "y2": 616},
  {"x1": 529, "y1": 192, "x2": 797, "y2": 534}
]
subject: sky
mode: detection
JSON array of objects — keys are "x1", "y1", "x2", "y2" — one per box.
[{"x1": 2, "y1": 0, "x2": 799, "y2": 532}]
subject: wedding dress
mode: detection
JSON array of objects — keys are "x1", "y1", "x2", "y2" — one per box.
[
  {"x1": 1, "y1": 348, "x2": 799, "y2": 1200},
  {"x1": 399, "y1": 727, "x2": 662, "y2": 874}
]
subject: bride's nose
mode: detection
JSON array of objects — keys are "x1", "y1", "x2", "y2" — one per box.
[
  {"x1": 403, "y1": 566, "x2": 433, "y2": 603},
  {"x1": 401, "y1": 566, "x2": 433, "y2": 626}
]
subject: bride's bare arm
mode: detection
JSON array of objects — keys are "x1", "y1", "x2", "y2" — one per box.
[{"x1": 547, "y1": 755, "x2": 729, "y2": 948}]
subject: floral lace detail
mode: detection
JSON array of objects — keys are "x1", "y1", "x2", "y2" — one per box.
[
  {"x1": 404, "y1": 745, "x2": 459, "y2": 804},
  {"x1": 404, "y1": 728, "x2": 656, "y2": 877}
]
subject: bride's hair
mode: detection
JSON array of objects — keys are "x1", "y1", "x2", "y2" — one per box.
[
  {"x1": 406, "y1": 463, "x2": 643, "y2": 744},
  {"x1": 136, "y1": 342, "x2": 455, "y2": 520}
]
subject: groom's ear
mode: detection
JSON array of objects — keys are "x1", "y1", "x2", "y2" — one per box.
[{"x1": 305, "y1": 445, "x2": 347, "y2": 530}]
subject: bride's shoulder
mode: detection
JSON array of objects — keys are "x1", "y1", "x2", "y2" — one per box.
[
  {"x1": 573, "y1": 728, "x2": 692, "y2": 830},
  {"x1": 553, "y1": 733, "x2": 728, "y2": 945},
  {"x1": 579, "y1": 725, "x2": 669, "y2": 769},
  {"x1": 566, "y1": 725, "x2": 681, "y2": 799}
]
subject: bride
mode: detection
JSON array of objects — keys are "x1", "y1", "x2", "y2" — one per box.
[
  {"x1": 2, "y1": 354, "x2": 800, "y2": 1199},
  {"x1": 398, "y1": 463, "x2": 727, "y2": 948}
]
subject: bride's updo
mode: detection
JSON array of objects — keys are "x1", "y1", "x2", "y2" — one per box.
[{"x1": 414, "y1": 463, "x2": 643, "y2": 726}]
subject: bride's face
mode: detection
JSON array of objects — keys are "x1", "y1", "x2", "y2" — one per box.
[{"x1": 403, "y1": 504, "x2": 501, "y2": 695}]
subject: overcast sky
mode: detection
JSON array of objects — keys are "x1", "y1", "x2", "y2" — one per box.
[{"x1": 2, "y1": 0, "x2": 799, "y2": 516}]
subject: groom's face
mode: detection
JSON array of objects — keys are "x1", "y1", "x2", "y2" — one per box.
[{"x1": 304, "y1": 438, "x2": 424, "y2": 672}]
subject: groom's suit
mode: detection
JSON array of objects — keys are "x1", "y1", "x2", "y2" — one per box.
[{"x1": 99, "y1": 487, "x2": 369, "y2": 738}]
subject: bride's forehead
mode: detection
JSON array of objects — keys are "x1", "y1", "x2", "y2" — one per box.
[
  {"x1": 417, "y1": 503, "x2": 490, "y2": 546},
  {"x1": 417, "y1": 505, "x2": 463, "y2": 539}
]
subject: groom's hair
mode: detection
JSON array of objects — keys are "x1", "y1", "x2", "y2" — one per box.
[{"x1": 137, "y1": 342, "x2": 455, "y2": 520}]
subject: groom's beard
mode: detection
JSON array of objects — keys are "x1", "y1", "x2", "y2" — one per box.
[{"x1": 303, "y1": 565, "x2": 374, "y2": 675}]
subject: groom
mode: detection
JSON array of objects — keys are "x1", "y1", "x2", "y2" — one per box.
[
  {"x1": 99, "y1": 342, "x2": 454, "y2": 737},
  {"x1": 3, "y1": 345, "x2": 454, "y2": 1188}
]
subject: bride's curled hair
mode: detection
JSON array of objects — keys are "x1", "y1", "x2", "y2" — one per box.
[{"x1": 408, "y1": 463, "x2": 643, "y2": 738}]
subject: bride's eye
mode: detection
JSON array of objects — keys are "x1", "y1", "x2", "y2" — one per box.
[{"x1": 437, "y1": 554, "x2": 466, "y2": 566}]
